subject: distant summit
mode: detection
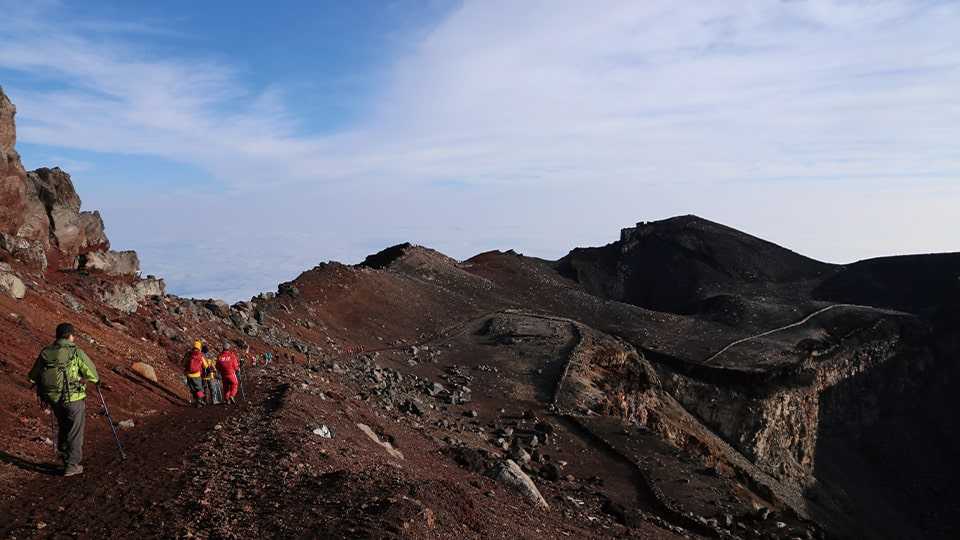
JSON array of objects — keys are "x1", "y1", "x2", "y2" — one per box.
[
  {"x1": 814, "y1": 252, "x2": 960, "y2": 316},
  {"x1": 558, "y1": 215, "x2": 833, "y2": 313}
]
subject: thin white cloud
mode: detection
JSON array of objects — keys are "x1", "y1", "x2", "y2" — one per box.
[{"x1": 1, "y1": 0, "x2": 958, "y2": 301}]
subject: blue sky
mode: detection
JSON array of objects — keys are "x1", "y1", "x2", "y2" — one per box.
[{"x1": 1, "y1": 0, "x2": 958, "y2": 300}]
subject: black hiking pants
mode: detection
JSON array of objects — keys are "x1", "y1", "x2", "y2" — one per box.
[{"x1": 52, "y1": 400, "x2": 85, "y2": 466}]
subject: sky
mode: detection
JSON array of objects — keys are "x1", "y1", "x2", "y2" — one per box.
[{"x1": 1, "y1": 0, "x2": 958, "y2": 301}]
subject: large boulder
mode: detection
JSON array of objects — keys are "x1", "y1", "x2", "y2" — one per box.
[
  {"x1": 203, "y1": 299, "x2": 231, "y2": 318},
  {"x1": 492, "y1": 459, "x2": 550, "y2": 510},
  {"x1": 102, "y1": 278, "x2": 165, "y2": 313},
  {"x1": 0, "y1": 271, "x2": 26, "y2": 299},
  {"x1": 79, "y1": 250, "x2": 140, "y2": 276},
  {"x1": 130, "y1": 362, "x2": 158, "y2": 383}
]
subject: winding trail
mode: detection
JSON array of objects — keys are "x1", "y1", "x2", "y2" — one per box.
[{"x1": 702, "y1": 302, "x2": 898, "y2": 364}]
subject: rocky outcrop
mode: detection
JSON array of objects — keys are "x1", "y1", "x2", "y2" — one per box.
[
  {"x1": 653, "y1": 307, "x2": 929, "y2": 488},
  {"x1": 26, "y1": 167, "x2": 109, "y2": 261},
  {"x1": 204, "y1": 299, "x2": 231, "y2": 318},
  {"x1": 79, "y1": 250, "x2": 140, "y2": 275},
  {"x1": 102, "y1": 277, "x2": 165, "y2": 313},
  {"x1": 0, "y1": 87, "x2": 42, "y2": 247},
  {"x1": 0, "y1": 87, "x2": 15, "y2": 159},
  {"x1": 0, "y1": 87, "x2": 130, "y2": 273}
]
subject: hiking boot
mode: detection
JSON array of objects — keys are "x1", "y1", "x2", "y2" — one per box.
[{"x1": 63, "y1": 464, "x2": 83, "y2": 477}]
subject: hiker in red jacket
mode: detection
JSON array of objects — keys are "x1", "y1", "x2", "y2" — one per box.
[{"x1": 217, "y1": 342, "x2": 241, "y2": 404}]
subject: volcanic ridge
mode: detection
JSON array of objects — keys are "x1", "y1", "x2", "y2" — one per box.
[{"x1": 0, "y1": 86, "x2": 958, "y2": 540}]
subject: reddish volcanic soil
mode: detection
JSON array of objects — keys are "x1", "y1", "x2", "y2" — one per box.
[{"x1": 5, "y1": 86, "x2": 960, "y2": 540}]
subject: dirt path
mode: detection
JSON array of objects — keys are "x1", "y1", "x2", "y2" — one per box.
[{"x1": 0, "y1": 395, "x2": 232, "y2": 538}]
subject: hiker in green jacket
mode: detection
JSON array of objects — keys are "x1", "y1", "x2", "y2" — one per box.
[{"x1": 27, "y1": 323, "x2": 99, "y2": 477}]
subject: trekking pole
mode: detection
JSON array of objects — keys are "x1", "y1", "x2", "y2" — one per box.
[
  {"x1": 238, "y1": 369, "x2": 247, "y2": 402},
  {"x1": 37, "y1": 390, "x2": 58, "y2": 458},
  {"x1": 94, "y1": 383, "x2": 126, "y2": 461},
  {"x1": 49, "y1": 408, "x2": 58, "y2": 459}
]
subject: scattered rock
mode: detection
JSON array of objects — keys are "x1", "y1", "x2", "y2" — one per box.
[
  {"x1": 400, "y1": 399, "x2": 425, "y2": 417},
  {"x1": 62, "y1": 293, "x2": 83, "y2": 312},
  {"x1": 0, "y1": 271, "x2": 25, "y2": 299},
  {"x1": 278, "y1": 282, "x2": 300, "y2": 297},
  {"x1": 427, "y1": 382, "x2": 446, "y2": 397},
  {"x1": 450, "y1": 447, "x2": 488, "y2": 473},
  {"x1": 131, "y1": 362, "x2": 158, "y2": 383},
  {"x1": 540, "y1": 463, "x2": 561, "y2": 482},
  {"x1": 492, "y1": 459, "x2": 550, "y2": 510},
  {"x1": 510, "y1": 447, "x2": 531, "y2": 465},
  {"x1": 152, "y1": 319, "x2": 179, "y2": 340},
  {"x1": 357, "y1": 423, "x2": 404, "y2": 460},
  {"x1": 118, "y1": 419, "x2": 135, "y2": 429},
  {"x1": 312, "y1": 425, "x2": 334, "y2": 438}
]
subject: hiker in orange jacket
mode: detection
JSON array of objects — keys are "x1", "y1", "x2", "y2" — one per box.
[
  {"x1": 217, "y1": 342, "x2": 241, "y2": 404},
  {"x1": 184, "y1": 340, "x2": 206, "y2": 407}
]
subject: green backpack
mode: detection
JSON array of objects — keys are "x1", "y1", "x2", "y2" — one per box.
[{"x1": 37, "y1": 344, "x2": 85, "y2": 404}]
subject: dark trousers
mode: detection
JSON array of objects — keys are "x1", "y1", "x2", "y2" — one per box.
[
  {"x1": 52, "y1": 400, "x2": 85, "y2": 466},
  {"x1": 204, "y1": 379, "x2": 223, "y2": 404},
  {"x1": 187, "y1": 377, "x2": 205, "y2": 400}
]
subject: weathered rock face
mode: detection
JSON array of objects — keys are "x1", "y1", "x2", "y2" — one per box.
[
  {"x1": 0, "y1": 87, "x2": 42, "y2": 246},
  {"x1": 0, "y1": 87, "x2": 15, "y2": 158},
  {"x1": 552, "y1": 321, "x2": 661, "y2": 423},
  {"x1": 26, "y1": 167, "x2": 109, "y2": 259},
  {"x1": 0, "y1": 232, "x2": 47, "y2": 272},
  {"x1": 0, "y1": 88, "x2": 119, "y2": 272},
  {"x1": 101, "y1": 278, "x2": 165, "y2": 313},
  {"x1": 658, "y1": 370, "x2": 819, "y2": 484},
  {"x1": 653, "y1": 310, "x2": 928, "y2": 487},
  {"x1": 79, "y1": 250, "x2": 140, "y2": 275}
]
